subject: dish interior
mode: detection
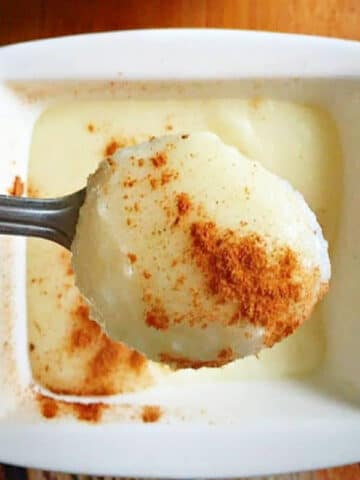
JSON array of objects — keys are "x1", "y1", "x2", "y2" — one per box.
[{"x1": 1, "y1": 79, "x2": 360, "y2": 424}]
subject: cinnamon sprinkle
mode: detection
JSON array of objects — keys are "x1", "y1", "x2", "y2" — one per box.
[
  {"x1": 70, "y1": 325, "x2": 95, "y2": 350},
  {"x1": 123, "y1": 177, "x2": 137, "y2": 188},
  {"x1": 161, "y1": 169, "x2": 178, "y2": 185},
  {"x1": 151, "y1": 152, "x2": 167, "y2": 168},
  {"x1": 37, "y1": 394, "x2": 108, "y2": 423},
  {"x1": 141, "y1": 405, "x2": 162, "y2": 423},
  {"x1": 8, "y1": 176, "x2": 24, "y2": 196},
  {"x1": 160, "y1": 348, "x2": 234, "y2": 369},
  {"x1": 145, "y1": 301, "x2": 169, "y2": 331},
  {"x1": 176, "y1": 192, "x2": 191, "y2": 216},
  {"x1": 73, "y1": 403, "x2": 108, "y2": 423},
  {"x1": 149, "y1": 177, "x2": 158, "y2": 189},
  {"x1": 38, "y1": 395, "x2": 59, "y2": 419},
  {"x1": 127, "y1": 253, "x2": 137, "y2": 264},
  {"x1": 173, "y1": 275, "x2": 186, "y2": 290},
  {"x1": 190, "y1": 221, "x2": 319, "y2": 346},
  {"x1": 104, "y1": 140, "x2": 120, "y2": 156}
]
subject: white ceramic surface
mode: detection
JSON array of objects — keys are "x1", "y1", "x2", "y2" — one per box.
[{"x1": 0, "y1": 29, "x2": 360, "y2": 477}]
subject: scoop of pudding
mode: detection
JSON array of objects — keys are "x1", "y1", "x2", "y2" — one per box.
[{"x1": 71, "y1": 132, "x2": 330, "y2": 369}]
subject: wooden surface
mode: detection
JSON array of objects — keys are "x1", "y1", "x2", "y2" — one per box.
[
  {"x1": 1, "y1": 0, "x2": 360, "y2": 478},
  {"x1": 1, "y1": 0, "x2": 360, "y2": 46},
  {"x1": 0, "y1": 463, "x2": 359, "y2": 480}
]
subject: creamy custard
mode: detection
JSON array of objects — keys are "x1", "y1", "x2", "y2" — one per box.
[
  {"x1": 72, "y1": 132, "x2": 330, "y2": 367},
  {"x1": 27, "y1": 98, "x2": 342, "y2": 394}
]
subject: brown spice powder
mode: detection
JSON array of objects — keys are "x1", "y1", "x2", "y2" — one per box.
[
  {"x1": 141, "y1": 405, "x2": 162, "y2": 423},
  {"x1": 8, "y1": 176, "x2": 24, "y2": 196},
  {"x1": 145, "y1": 301, "x2": 170, "y2": 331},
  {"x1": 70, "y1": 323, "x2": 96, "y2": 350},
  {"x1": 104, "y1": 136, "x2": 136, "y2": 157},
  {"x1": 37, "y1": 394, "x2": 107, "y2": 423},
  {"x1": 104, "y1": 140, "x2": 120, "y2": 156},
  {"x1": 149, "y1": 177, "x2": 158, "y2": 189},
  {"x1": 38, "y1": 395, "x2": 59, "y2": 419},
  {"x1": 151, "y1": 152, "x2": 167, "y2": 168},
  {"x1": 161, "y1": 169, "x2": 178, "y2": 185},
  {"x1": 123, "y1": 177, "x2": 137, "y2": 188},
  {"x1": 190, "y1": 221, "x2": 316, "y2": 346},
  {"x1": 160, "y1": 347, "x2": 234, "y2": 369},
  {"x1": 176, "y1": 192, "x2": 191, "y2": 216},
  {"x1": 127, "y1": 253, "x2": 137, "y2": 264},
  {"x1": 73, "y1": 402, "x2": 107, "y2": 423}
]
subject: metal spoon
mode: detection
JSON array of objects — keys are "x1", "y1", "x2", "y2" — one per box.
[{"x1": 0, "y1": 189, "x2": 86, "y2": 250}]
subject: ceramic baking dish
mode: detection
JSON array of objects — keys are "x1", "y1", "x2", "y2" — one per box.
[{"x1": 0, "y1": 29, "x2": 360, "y2": 477}]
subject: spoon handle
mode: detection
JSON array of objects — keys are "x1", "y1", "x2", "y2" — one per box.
[{"x1": 0, "y1": 188, "x2": 86, "y2": 250}]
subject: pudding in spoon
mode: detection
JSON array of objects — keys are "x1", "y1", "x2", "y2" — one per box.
[{"x1": 71, "y1": 132, "x2": 330, "y2": 368}]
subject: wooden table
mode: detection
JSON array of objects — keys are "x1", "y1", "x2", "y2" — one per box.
[
  {"x1": 0, "y1": 0, "x2": 360, "y2": 478},
  {"x1": 1, "y1": 0, "x2": 360, "y2": 45}
]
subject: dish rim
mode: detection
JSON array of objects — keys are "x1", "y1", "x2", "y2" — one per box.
[{"x1": 1, "y1": 28, "x2": 360, "y2": 477}]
